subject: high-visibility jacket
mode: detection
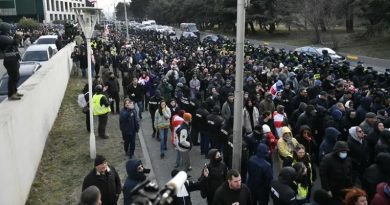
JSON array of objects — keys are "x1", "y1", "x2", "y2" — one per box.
[{"x1": 92, "y1": 94, "x2": 111, "y2": 115}]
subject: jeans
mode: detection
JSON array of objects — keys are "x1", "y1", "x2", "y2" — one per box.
[
  {"x1": 81, "y1": 68, "x2": 87, "y2": 78},
  {"x1": 175, "y1": 149, "x2": 181, "y2": 167},
  {"x1": 123, "y1": 132, "x2": 136, "y2": 157},
  {"x1": 159, "y1": 128, "x2": 168, "y2": 154},
  {"x1": 136, "y1": 101, "x2": 144, "y2": 118},
  {"x1": 200, "y1": 131, "x2": 210, "y2": 155}
]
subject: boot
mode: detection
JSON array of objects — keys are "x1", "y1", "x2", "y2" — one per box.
[
  {"x1": 16, "y1": 92, "x2": 24, "y2": 97},
  {"x1": 9, "y1": 94, "x2": 21, "y2": 100}
]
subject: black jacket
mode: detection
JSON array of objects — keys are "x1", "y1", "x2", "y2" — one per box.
[
  {"x1": 271, "y1": 167, "x2": 297, "y2": 205},
  {"x1": 363, "y1": 153, "x2": 390, "y2": 201},
  {"x1": 82, "y1": 166, "x2": 122, "y2": 205},
  {"x1": 206, "y1": 113, "x2": 225, "y2": 142},
  {"x1": 319, "y1": 152, "x2": 353, "y2": 193},
  {"x1": 193, "y1": 107, "x2": 209, "y2": 131},
  {"x1": 212, "y1": 182, "x2": 252, "y2": 205},
  {"x1": 127, "y1": 84, "x2": 144, "y2": 102}
]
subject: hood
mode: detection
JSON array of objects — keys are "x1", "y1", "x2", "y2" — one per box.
[
  {"x1": 324, "y1": 127, "x2": 340, "y2": 143},
  {"x1": 126, "y1": 159, "x2": 146, "y2": 181},
  {"x1": 331, "y1": 109, "x2": 343, "y2": 120},
  {"x1": 376, "y1": 182, "x2": 387, "y2": 197},
  {"x1": 332, "y1": 141, "x2": 350, "y2": 153},
  {"x1": 299, "y1": 125, "x2": 311, "y2": 134},
  {"x1": 154, "y1": 90, "x2": 161, "y2": 98},
  {"x1": 360, "y1": 97, "x2": 372, "y2": 110},
  {"x1": 281, "y1": 127, "x2": 293, "y2": 138},
  {"x1": 298, "y1": 102, "x2": 307, "y2": 112},
  {"x1": 375, "y1": 152, "x2": 390, "y2": 174},
  {"x1": 279, "y1": 167, "x2": 296, "y2": 184},
  {"x1": 208, "y1": 149, "x2": 220, "y2": 163},
  {"x1": 288, "y1": 72, "x2": 297, "y2": 78},
  {"x1": 348, "y1": 126, "x2": 361, "y2": 143},
  {"x1": 256, "y1": 143, "x2": 269, "y2": 158}
]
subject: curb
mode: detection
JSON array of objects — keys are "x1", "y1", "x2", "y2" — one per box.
[{"x1": 138, "y1": 126, "x2": 157, "y2": 185}]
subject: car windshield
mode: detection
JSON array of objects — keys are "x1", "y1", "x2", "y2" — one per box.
[
  {"x1": 0, "y1": 75, "x2": 29, "y2": 95},
  {"x1": 22, "y1": 51, "x2": 48, "y2": 62},
  {"x1": 36, "y1": 38, "x2": 56, "y2": 44}
]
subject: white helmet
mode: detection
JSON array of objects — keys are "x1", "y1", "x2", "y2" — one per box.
[{"x1": 262, "y1": 124, "x2": 271, "y2": 133}]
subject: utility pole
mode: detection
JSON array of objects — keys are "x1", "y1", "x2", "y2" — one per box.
[
  {"x1": 232, "y1": 0, "x2": 246, "y2": 171},
  {"x1": 123, "y1": 0, "x2": 129, "y2": 40}
]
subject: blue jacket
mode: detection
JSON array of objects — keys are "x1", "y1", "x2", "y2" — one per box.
[
  {"x1": 247, "y1": 143, "x2": 273, "y2": 201},
  {"x1": 123, "y1": 159, "x2": 146, "y2": 205},
  {"x1": 319, "y1": 127, "x2": 340, "y2": 161},
  {"x1": 119, "y1": 108, "x2": 139, "y2": 136}
]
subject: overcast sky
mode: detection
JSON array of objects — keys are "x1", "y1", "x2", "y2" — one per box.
[{"x1": 95, "y1": 0, "x2": 129, "y2": 19}]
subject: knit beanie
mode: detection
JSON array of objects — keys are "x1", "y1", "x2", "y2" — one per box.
[
  {"x1": 183, "y1": 113, "x2": 192, "y2": 122},
  {"x1": 94, "y1": 155, "x2": 106, "y2": 166}
]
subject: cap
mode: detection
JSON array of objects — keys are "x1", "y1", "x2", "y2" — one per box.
[
  {"x1": 366, "y1": 112, "x2": 377, "y2": 119},
  {"x1": 320, "y1": 91, "x2": 327, "y2": 96},
  {"x1": 183, "y1": 113, "x2": 192, "y2": 122},
  {"x1": 94, "y1": 155, "x2": 107, "y2": 166}
]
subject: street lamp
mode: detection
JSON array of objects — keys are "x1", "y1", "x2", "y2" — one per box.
[{"x1": 73, "y1": 7, "x2": 102, "y2": 159}]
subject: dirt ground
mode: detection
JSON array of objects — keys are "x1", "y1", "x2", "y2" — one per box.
[{"x1": 26, "y1": 76, "x2": 142, "y2": 205}]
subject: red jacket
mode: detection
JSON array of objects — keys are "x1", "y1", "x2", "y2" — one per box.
[{"x1": 371, "y1": 182, "x2": 390, "y2": 205}]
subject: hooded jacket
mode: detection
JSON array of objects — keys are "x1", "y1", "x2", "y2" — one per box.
[
  {"x1": 271, "y1": 167, "x2": 297, "y2": 205},
  {"x1": 356, "y1": 97, "x2": 372, "y2": 122},
  {"x1": 319, "y1": 127, "x2": 340, "y2": 161},
  {"x1": 371, "y1": 182, "x2": 390, "y2": 205},
  {"x1": 247, "y1": 144, "x2": 273, "y2": 203},
  {"x1": 347, "y1": 126, "x2": 370, "y2": 176},
  {"x1": 319, "y1": 142, "x2": 353, "y2": 196},
  {"x1": 199, "y1": 149, "x2": 228, "y2": 204},
  {"x1": 123, "y1": 160, "x2": 147, "y2": 205},
  {"x1": 296, "y1": 125, "x2": 317, "y2": 156},
  {"x1": 277, "y1": 127, "x2": 298, "y2": 159}
]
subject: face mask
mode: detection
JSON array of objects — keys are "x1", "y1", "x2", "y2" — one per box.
[
  {"x1": 129, "y1": 105, "x2": 135, "y2": 109},
  {"x1": 339, "y1": 152, "x2": 348, "y2": 159}
]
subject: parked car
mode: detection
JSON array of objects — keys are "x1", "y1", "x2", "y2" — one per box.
[
  {"x1": 34, "y1": 35, "x2": 58, "y2": 50},
  {"x1": 294, "y1": 46, "x2": 345, "y2": 61},
  {"x1": 21, "y1": 44, "x2": 55, "y2": 65},
  {"x1": 182, "y1": 31, "x2": 198, "y2": 39},
  {"x1": 180, "y1": 23, "x2": 199, "y2": 37},
  {"x1": 0, "y1": 62, "x2": 41, "y2": 102}
]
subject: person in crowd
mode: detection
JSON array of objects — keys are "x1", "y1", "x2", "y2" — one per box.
[
  {"x1": 343, "y1": 187, "x2": 368, "y2": 205},
  {"x1": 199, "y1": 149, "x2": 228, "y2": 205},
  {"x1": 292, "y1": 144, "x2": 316, "y2": 204},
  {"x1": 320, "y1": 141, "x2": 354, "y2": 202},
  {"x1": 106, "y1": 72, "x2": 120, "y2": 114},
  {"x1": 154, "y1": 100, "x2": 171, "y2": 158},
  {"x1": 295, "y1": 125, "x2": 317, "y2": 160},
  {"x1": 270, "y1": 166, "x2": 297, "y2": 205},
  {"x1": 277, "y1": 126, "x2": 298, "y2": 167},
  {"x1": 71, "y1": 46, "x2": 81, "y2": 76},
  {"x1": 291, "y1": 88, "x2": 309, "y2": 111},
  {"x1": 221, "y1": 92, "x2": 234, "y2": 127},
  {"x1": 119, "y1": 99, "x2": 140, "y2": 158},
  {"x1": 127, "y1": 77, "x2": 145, "y2": 119},
  {"x1": 79, "y1": 45, "x2": 88, "y2": 78},
  {"x1": 310, "y1": 189, "x2": 338, "y2": 205},
  {"x1": 289, "y1": 102, "x2": 307, "y2": 130},
  {"x1": 79, "y1": 185, "x2": 102, "y2": 205},
  {"x1": 193, "y1": 102, "x2": 210, "y2": 156},
  {"x1": 213, "y1": 169, "x2": 252, "y2": 205},
  {"x1": 371, "y1": 182, "x2": 390, "y2": 205},
  {"x1": 347, "y1": 126, "x2": 371, "y2": 183},
  {"x1": 177, "y1": 113, "x2": 193, "y2": 171},
  {"x1": 363, "y1": 152, "x2": 390, "y2": 201},
  {"x1": 259, "y1": 92, "x2": 275, "y2": 113},
  {"x1": 82, "y1": 155, "x2": 121, "y2": 205},
  {"x1": 206, "y1": 106, "x2": 225, "y2": 150},
  {"x1": 172, "y1": 110, "x2": 185, "y2": 168},
  {"x1": 319, "y1": 127, "x2": 341, "y2": 161},
  {"x1": 274, "y1": 105, "x2": 287, "y2": 138},
  {"x1": 360, "y1": 112, "x2": 378, "y2": 135},
  {"x1": 122, "y1": 159, "x2": 149, "y2": 205},
  {"x1": 243, "y1": 99, "x2": 260, "y2": 134},
  {"x1": 92, "y1": 85, "x2": 111, "y2": 139},
  {"x1": 375, "y1": 129, "x2": 390, "y2": 155},
  {"x1": 149, "y1": 90, "x2": 162, "y2": 138},
  {"x1": 366, "y1": 122, "x2": 385, "y2": 163},
  {"x1": 171, "y1": 169, "x2": 200, "y2": 205},
  {"x1": 247, "y1": 143, "x2": 273, "y2": 205}
]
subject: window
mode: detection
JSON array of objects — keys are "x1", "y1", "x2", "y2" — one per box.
[
  {"x1": 68, "y1": 14, "x2": 71, "y2": 20},
  {"x1": 59, "y1": 14, "x2": 62, "y2": 20},
  {"x1": 51, "y1": 0, "x2": 54, "y2": 11},
  {"x1": 65, "y1": 2, "x2": 68, "y2": 11},
  {"x1": 77, "y1": 3, "x2": 80, "y2": 7},
  {"x1": 72, "y1": 15, "x2": 75, "y2": 20},
  {"x1": 54, "y1": 14, "x2": 58, "y2": 20},
  {"x1": 50, "y1": 14, "x2": 53, "y2": 21},
  {"x1": 46, "y1": 0, "x2": 50, "y2": 11},
  {"x1": 60, "y1": 1, "x2": 63, "y2": 12},
  {"x1": 56, "y1": 0, "x2": 59, "y2": 11}
]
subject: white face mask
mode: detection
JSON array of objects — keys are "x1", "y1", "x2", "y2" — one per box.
[
  {"x1": 129, "y1": 105, "x2": 135, "y2": 109},
  {"x1": 339, "y1": 152, "x2": 348, "y2": 159}
]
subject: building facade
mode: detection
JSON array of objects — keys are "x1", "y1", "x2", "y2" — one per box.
[{"x1": 0, "y1": 0, "x2": 93, "y2": 23}]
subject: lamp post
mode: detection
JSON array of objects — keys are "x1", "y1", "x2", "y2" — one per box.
[
  {"x1": 232, "y1": 0, "x2": 247, "y2": 171},
  {"x1": 73, "y1": 7, "x2": 102, "y2": 159},
  {"x1": 123, "y1": 0, "x2": 129, "y2": 40}
]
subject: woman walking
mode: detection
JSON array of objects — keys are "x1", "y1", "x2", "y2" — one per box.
[{"x1": 154, "y1": 100, "x2": 171, "y2": 158}]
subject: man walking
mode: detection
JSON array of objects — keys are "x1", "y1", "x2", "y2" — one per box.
[{"x1": 177, "y1": 113, "x2": 193, "y2": 171}]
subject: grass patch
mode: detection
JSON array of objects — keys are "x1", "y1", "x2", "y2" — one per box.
[{"x1": 26, "y1": 76, "x2": 129, "y2": 205}]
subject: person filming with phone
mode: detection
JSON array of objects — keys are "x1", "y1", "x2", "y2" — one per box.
[{"x1": 123, "y1": 159, "x2": 151, "y2": 204}]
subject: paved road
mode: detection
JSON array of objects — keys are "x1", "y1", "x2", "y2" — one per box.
[{"x1": 200, "y1": 31, "x2": 390, "y2": 72}]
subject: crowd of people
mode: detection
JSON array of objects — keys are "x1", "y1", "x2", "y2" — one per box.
[{"x1": 70, "y1": 27, "x2": 390, "y2": 205}]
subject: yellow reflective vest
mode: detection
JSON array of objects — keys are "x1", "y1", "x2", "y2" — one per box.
[{"x1": 92, "y1": 94, "x2": 111, "y2": 115}]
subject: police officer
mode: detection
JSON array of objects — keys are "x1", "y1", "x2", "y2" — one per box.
[
  {"x1": 92, "y1": 85, "x2": 111, "y2": 139},
  {"x1": 0, "y1": 24, "x2": 22, "y2": 100}
]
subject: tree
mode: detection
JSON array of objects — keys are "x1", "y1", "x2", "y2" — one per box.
[
  {"x1": 115, "y1": 2, "x2": 131, "y2": 21},
  {"x1": 18, "y1": 17, "x2": 39, "y2": 31},
  {"x1": 129, "y1": 0, "x2": 150, "y2": 19},
  {"x1": 359, "y1": 0, "x2": 390, "y2": 37}
]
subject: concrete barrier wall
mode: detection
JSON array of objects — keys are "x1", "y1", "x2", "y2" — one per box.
[{"x1": 0, "y1": 43, "x2": 74, "y2": 205}]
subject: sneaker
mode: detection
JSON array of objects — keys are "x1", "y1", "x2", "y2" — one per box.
[
  {"x1": 160, "y1": 153, "x2": 165, "y2": 159},
  {"x1": 187, "y1": 166, "x2": 192, "y2": 171},
  {"x1": 16, "y1": 92, "x2": 24, "y2": 97},
  {"x1": 9, "y1": 94, "x2": 21, "y2": 100}
]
